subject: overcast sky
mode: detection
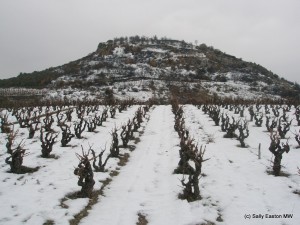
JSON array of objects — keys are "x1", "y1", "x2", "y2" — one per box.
[{"x1": 1, "y1": 0, "x2": 299, "y2": 83}]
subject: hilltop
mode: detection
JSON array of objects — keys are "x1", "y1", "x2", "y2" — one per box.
[{"x1": 0, "y1": 36, "x2": 299, "y2": 103}]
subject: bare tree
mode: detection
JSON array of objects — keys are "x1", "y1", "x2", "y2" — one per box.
[
  {"x1": 56, "y1": 112, "x2": 67, "y2": 127},
  {"x1": 180, "y1": 144, "x2": 209, "y2": 202},
  {"x1": 65, "y1": 108, "x2": 73, "y2": 122},
  {"x1": 266, "y1": 116, "x2": 278, "y2": 132},
  {"x1": 15, "y1": 110, "x2": 31, "y2": 128},
  {"x1": 6, "y1": 128, "x2": 18, "y2": 154},
  {"x1": 272, "y1": 106, "x2": 280, "y2": 117},
  {"x1": 28, "y1": 121, "x2": 40, "y2": 139},
  {"x1": 254, "y1": 113, "x2": 263, "y2": 127},
  {"x1": 220, "y1": 113, "x2": 229, "y2": 132},
  {"x1": 110, "y1": 128, "x2": 119, "y2": 157},
  {"x1": 40, "y1": 129, "x2": 58, "y2": 158},
  {"x1": 268, "y1": 130, "x2": 290, "y2": 176},
  {"x1": 90, "y1": 146, "x2": 111, "y2": 172},
  {"x1": 223, "y1": 116, "x2": 238, "y2": 138},
  {"x1": 59, "y1": 125, "x2": 75, "y2": 147},
  {"x1": 109, "y1": 106, "x2": 117, "y2": 118},
  {"x1": 95, "y1": 109, "x2": 108, "y2": 126},
  {"x1": 5, "y1": 141, "x2": 28, "y2": 173},
  {"x1": 120, "y1": 123, "x2": 130, "y2": 148},
  {"x1": 43, "y1": 114, "x2": 54, "y2": 132},
  {"x1": 174, "y1": 137, "x2": 195, "y2": 174},
  {"x1": 76, "y1": 105, "x2": 86, "y2": 119},
  {"x1": 277, "y1": 120, "x2": 292, "y2": 139},
  {"x1": 248, "y1": 106, "x2": 255, "y2": 121},
  {"x1": 237, "y1": 121, "x2": 249, "y2": 147},
  {"x1": 1, "y1": 112, "x2": 11, "y2": 133},
  {"x1": 208, "y1": 106, "x2": 220, "y2": 126},
  {"x1": 86, "y1": 118, "x2": 97, "y2": 132},
  {"x1": 264, "y1": 105, "x2": 270, "y2": 114},
  {"x1": 74, "y1": 118, "x2": 87, "y2": 139},
  {"x1": 74, "y1": 147, "x2": 95, "y2": 197}
]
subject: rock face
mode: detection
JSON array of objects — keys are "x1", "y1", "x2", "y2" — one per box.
[{"x1": 1, "y1": 36, "x2": 299, "y2": 102}]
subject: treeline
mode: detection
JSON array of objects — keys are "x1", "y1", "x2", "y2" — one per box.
[{"x1": 0, "y1": 69, "x2": 60, "y2": 88}]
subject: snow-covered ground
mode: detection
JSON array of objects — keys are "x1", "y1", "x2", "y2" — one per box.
[
  {"x1": 0, "y1": 105, "x2": 299, "y2": 225},
  {"x1": 183, "y1": 105, "x2": 300, "y2": 225},
  {"x1": 43, "y1": 76, "x2": 281, "y2": 103},
  {"x1": 0, "y1": 105, "x2": 141, "y2": 224}
]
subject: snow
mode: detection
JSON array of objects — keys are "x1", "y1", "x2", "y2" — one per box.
[
  {"x1": 113, "y1": 46, "x2": 125, "y2": 56},
  {"x1": 0, "y1": 104, "x2": 299, "y2": 225},
  {"x1": 113, "y1": 46, "x2": 133, "y2": 58},
  {"x1": 87, "y1": 61, "x2": 99, "y2": 66},
  {"x1": 46, "y1": 89, "x2": 98, "y2": 101},
  {"x1": 0, "y1": 105, "x2": 140, "y2": 225},
  {"x1": 201, "y1": 80, "x2": 281, "y2": 100},
  {"x1": 183, "y1": 105, "x2": 300, "y2": 225},
  {"x1": 142, "y1": 48, "x2": 168, "y2": 53},
  {"x1": 178, "y1": 69, "x2": 196, "y2": 76}
]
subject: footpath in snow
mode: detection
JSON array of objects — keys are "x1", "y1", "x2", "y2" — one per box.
[{"x1": 80, "y1": 106, "x2": 212, "y2": 225}]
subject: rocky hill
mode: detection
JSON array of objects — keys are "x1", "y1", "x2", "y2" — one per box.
[{"x1": 1, "y1": 36, "x2": 299, "y2": 103}]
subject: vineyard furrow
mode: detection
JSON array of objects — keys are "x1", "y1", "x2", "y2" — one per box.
[{"x1": 80, "y1": 106, "x2": 203, "y2": 225}]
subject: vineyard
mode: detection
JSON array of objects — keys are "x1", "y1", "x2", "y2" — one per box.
[{"x1": 0, "y1": 101, "x2": 300, "y2": 225}]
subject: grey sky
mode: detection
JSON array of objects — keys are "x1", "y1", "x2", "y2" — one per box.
[{"x1": 1, "y1": 0, "x2": 300, "y2": 83}]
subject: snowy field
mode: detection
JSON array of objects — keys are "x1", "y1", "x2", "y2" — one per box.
[{"x1": 0, "y1": 104, "x2": 299, "y2": 225}]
